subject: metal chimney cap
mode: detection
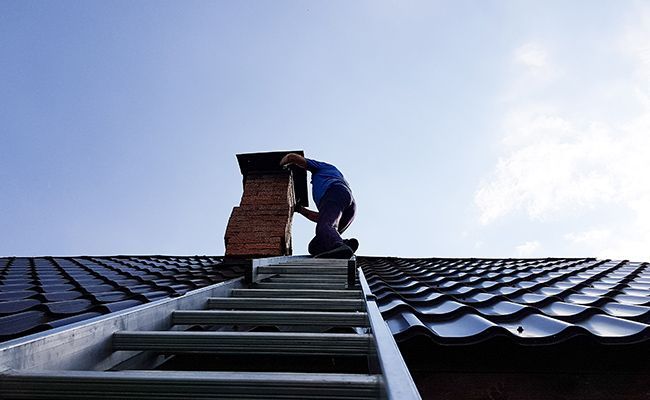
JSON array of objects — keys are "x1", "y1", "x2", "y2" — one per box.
[{"x1": 235, "y1": 150, "x2": 309, "y2": 207}]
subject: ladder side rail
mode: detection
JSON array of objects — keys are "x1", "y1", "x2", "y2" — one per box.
[
  {"x1": 348, "y1": 257, "x2": 357, "y2": 288},
  {"x1": 358, "y1": 268, "x2": 422, "y2": 400},
  {"x1": 249, "y1": 258, "x2": 274, "y2": 284},
  {"x1": 0, "y1": 277, "x2": 245, "y2": 372}
]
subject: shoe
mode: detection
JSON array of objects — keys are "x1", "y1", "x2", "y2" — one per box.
[
  {"x1": 314, "y1": 244, "x2": 354, "y2": 259},
  {"x1": 343, "y1": 238, "x2": 359, "y2": 252}
]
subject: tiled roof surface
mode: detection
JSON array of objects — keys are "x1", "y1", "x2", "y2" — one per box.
[
  {"x1": 0, "y1": 256, "x2": 245, "y2": 342},
  {"x1": 358, "y1": 257, "x2": 650, "y2": 345}
]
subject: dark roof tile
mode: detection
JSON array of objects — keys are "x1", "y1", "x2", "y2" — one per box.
[
  {"x1": 40, "y1": 284, "x2": 76, "y2": 292},
  {"x1": 360, "y1": 256, "x2": 650, "y2": 345},
  {"x1": 0, "y1": 255, "x2": 245, "y2": 342},
  {"x1": 0, "y1": 290, "x2": 38, "y2": 301},
  {"x1": 615, "y1": 294, "x2": 650, "y2": 305},
  {"x1": 91, "y1": 291, "x2": 129, "y2": 302},
  {"x1": 502, "y1": 314, "x2": 574, "y2": 339},
  {"x1": 539, "y1": 301, "x2": 592, "y2": 319},
  {"x1": 81, "y1": 284, "x2": 117, "y2": 293},
  {"x1": 601, "y1": 302, "x2": 650, "y2": 320},
  {"x1": 43, "y1": 299, "x2": 94, "y2": 315},
  {"x1": 0, "y1": 283, "x2": 35, "y2": 291},
  {"x1": 99, "y1": 299, "x2": 144, "y2": 313},
  {"x1": 0, "y1": 310, "x2": 48, "y2": 337},
  {"x1": 40, "y1": 291, "x2": 84, "y2": 302},
  {"x1": 474, "y1": 300, "x2": 528, "y2": 317},
  {"x1": 426, "y1": 313, "x2": 499, "y2": 339},
  {"x1": 575, "y1": 314, "x2": 647, "y2": 338},
  {"x1": 0, "y1": 299, "x2": 41, "y2": 314},
  {"x1": 45, "y1": 312, "x2": 103, "y2": 329},
  {"x1": 138, "y1": 291, "x2": 169, "y2": 301}
]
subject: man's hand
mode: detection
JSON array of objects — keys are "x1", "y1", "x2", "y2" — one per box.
[
  {"x1": 295, "y1": 205, "x2": 319, "y2": 223},
  {"x1": 280, "y1": 153, "x2": 307, "y2": 169}
]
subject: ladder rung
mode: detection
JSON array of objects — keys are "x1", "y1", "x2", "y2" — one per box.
[
  {"x1": 172, "y1": 310, "x2": 369, "y2": 327},
  {"x1": 272, "y1": 259, "x2": 350, "y2": 266},
  {"x1": 258, "y1": 266, "x2": 348, "y2": 275},
  {"x1": 231, "y1": 288, "x2": 363, "y2": 299},
  {"x1": 113, "y1": 331, "x2": 373, "y2": 356},
  {"x1": 255, "y1": 282, "x2": 348, "y2": 290},
  {"x1": 209, "y1": 297, "x2": 365, "y2": 311},
  {"x1": 264, "y1": 276, "x2": 347, "y2": 283},
  {"x1": 0, "y1": 370, "x2": 382, "y2": 399}
]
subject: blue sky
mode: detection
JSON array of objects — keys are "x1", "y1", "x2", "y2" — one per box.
[{"x1": 1, "y1": 1, "x2": 649, "y2": 260}]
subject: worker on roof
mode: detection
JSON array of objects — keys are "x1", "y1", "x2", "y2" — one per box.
[{"x1": 280, "y1": 153, "x2": 358, "y2": 259}]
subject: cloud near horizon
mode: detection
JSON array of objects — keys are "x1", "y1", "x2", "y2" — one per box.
[
  {"x1": 515, "y1": 240, "x2": 541, "y2": 257},
  {"x1": 475, "y1": 8, "x2": 650, "y2": 260}
]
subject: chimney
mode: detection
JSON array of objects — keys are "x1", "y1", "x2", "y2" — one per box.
[{"x1": 224, "y1": 151, "x2": 309, "y2": 258}]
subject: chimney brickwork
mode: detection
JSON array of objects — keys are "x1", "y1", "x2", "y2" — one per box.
[{"x1": 224, "y1": 171, "x2": 296, "y2": 258}]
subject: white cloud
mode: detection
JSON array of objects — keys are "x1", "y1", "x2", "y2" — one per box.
[
  {"x1": 515, "y1": 43, "x2": 548, "y2": 70},
  {"x1": 515, "y1": 240, "x2": 541, "y2": 257},
  {"x1": 564, "y1": 229, "x2": 611, "y2": 244},
  {"x1": 475, "y1": 113, "x2": 622, "y2": 225},
  {"x1": 621, "y1": 5, "x2": 650, "y2": 85},
  {"x1": 475, "y1": 9, "x2": 650, "y2": 260},
  {"x1": 509, "y1": 42, "x2": 561, "y2": 86}
]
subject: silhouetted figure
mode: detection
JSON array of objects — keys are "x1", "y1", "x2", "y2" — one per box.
[{"x1": 280, "y1": 153, "x2": 358, "y2": 259}]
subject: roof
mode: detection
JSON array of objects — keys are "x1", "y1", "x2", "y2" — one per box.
[
  {"x1": 0, "y1": 255, "x2": 246, "y2": 342},
  {"x1": 358, "y1": 257, "x2": 650, "y2": 345},
  {"x1": 4, "y1": 254, "x2": 650, "y2": 348}
]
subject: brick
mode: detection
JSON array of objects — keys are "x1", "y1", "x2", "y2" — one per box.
[{"x1": 224, "y1": 171, "x2": 295, "y2": 257}]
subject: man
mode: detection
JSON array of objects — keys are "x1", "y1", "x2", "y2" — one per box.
[{"x1": 280, "y1": 153, "x2": 358, "y2": 259}]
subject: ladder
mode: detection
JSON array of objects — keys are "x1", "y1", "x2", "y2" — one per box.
[{"x1": 1, "y1": 256, "x2": 421, "y2": 399}]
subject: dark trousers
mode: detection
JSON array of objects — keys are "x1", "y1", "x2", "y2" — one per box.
[{"x1": 308, "y1": 185, "x2": 356, "y2": 255}]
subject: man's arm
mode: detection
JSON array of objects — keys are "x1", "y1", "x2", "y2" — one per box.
[
  {"x1": 282, "y1": 154, "x2": 316, "y2": 221},
  {"x1": 280, "y1": 153, "x2": 307, "y2": 169},
  {"x1": 295, "y1": 205, "x2": 319, "y2": 223}
]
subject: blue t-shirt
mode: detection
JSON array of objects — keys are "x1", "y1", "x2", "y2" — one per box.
[{"x1": 305, "y1": 158, "x2": 351, "y2": 207}]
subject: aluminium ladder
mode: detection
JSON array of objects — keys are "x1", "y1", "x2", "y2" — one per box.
[{"x1": 0, "y1": 256, "x2": 421, "y2": 399}]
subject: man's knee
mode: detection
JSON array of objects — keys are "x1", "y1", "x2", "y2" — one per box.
[
  {"x1": 308, "y1": 237, "x2": 325, "y2": 255},
  {"x1": 308, "y1": 241, "x2": 318, "y2": 256}
]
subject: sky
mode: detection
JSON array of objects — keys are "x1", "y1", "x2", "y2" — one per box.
[{"x1": 1, "y1": 1, "x2": 649, "y2": 260}]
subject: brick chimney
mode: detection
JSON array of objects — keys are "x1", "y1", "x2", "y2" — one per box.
[{"x1": 224, "y1": 151, "x2": 309, "y2": 258}]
